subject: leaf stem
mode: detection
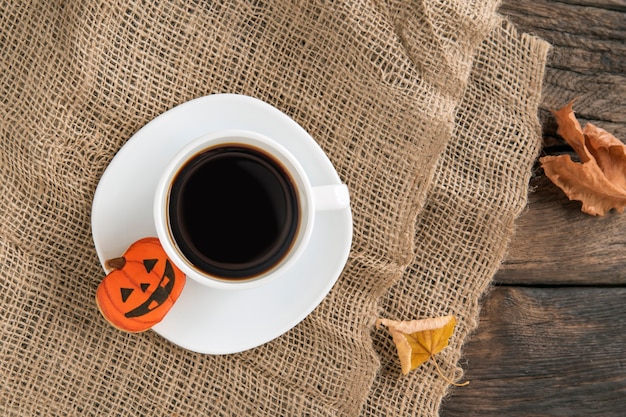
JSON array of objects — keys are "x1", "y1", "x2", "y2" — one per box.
[{"x1": 430, "y1": 355, "x2": 469, "y2": 387}]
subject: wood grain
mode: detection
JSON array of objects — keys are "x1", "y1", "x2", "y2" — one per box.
[
  {"x1": 440, "y1": 287, "x2": 626, "y2": 416},
  {"x1": 501, "y1": 0, "x2": 626, "y2": 136},
  {"x1": 496, "y1": 175, "x2": 626, "y2": 285},
  {"x1": 496, "y1": 0, "x2": 626, "y2": 285},
  {"x1": 442, "y1": 1, "x2": 626, "y2": 416}
]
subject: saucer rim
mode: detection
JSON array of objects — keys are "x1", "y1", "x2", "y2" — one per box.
[{"x1": 91, "y1": 94, "x2": 353, "y2": 354}]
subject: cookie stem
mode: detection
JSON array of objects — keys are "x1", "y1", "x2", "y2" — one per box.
[{"x1": 105, "y1": 257, "x2": 126, "y2": 270}]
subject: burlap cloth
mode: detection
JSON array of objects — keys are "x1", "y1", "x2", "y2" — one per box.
[{"x1": 0, "y1": 1, "x2": 549, "y2": 416}]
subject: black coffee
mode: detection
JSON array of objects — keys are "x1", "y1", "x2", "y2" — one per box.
[{"x1": 168, "y1": 145, "x2": 300, "y2": 279}]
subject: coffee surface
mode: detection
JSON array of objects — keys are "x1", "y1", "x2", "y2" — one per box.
[{"x1": 168, "y1": 146, "x2": 299, "y2": 279}]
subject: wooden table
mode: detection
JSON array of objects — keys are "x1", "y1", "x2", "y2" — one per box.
[{"x1": 441, "y1": 1, "x2": 626, "y2": 415}]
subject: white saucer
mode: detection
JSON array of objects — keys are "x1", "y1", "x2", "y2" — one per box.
[{"x1": 91, "y1": 94, "x2": 352, "y2": 354}]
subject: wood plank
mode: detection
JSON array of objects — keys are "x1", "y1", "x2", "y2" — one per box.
[
  {"x1": 444, "y1": 2, "x2": 626, "y2": 416},
  {"x1": 500, "y1": 0, "x2": 626, "y2": 156},
  {"x1": 440, "y1": 286, "x2": 626, "y2": 416},
  {"x1": 495, "y1": 0, "x2": 626, "y2": 285},
  {"x1": 495, "y1": 175, "x2": 626, "y2": 285},
  {"x1": 500, "y1": 0, "x2": 626, "y2": 137}
]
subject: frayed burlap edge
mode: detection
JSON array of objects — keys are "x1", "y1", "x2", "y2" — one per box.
[{"x1": 364, "y1": 18, "x2": 550, "y2": 417}]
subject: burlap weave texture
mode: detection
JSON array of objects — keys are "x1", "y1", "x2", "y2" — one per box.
[
  {"x1": 366, "y1": 19, "x2": 549, "y2": 415},
  {"x1": 0, "y1": 1, "x2": 548, "y2": 416}
]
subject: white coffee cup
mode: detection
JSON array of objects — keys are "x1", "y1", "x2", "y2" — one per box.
[{"x1": 154, "y1": 129, "x2": 350, "y2": 290}]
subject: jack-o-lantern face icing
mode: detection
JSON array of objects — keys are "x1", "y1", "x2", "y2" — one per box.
[{"x1": 95, "y1": 237, "x2": 186, "y2": 332}]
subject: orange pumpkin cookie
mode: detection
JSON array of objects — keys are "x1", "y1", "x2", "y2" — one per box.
[{"x1": 96, "y1": 237, "x2": 186, "y2": 332}]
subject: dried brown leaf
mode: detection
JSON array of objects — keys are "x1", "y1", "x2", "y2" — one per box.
[{"x1": 540, "y1": 100, "x2": 626, "y2": 216}]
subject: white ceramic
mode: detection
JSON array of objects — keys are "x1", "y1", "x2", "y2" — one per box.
[
  {"x1": 154, "y1": 129, "x2": 350, "y2": 290},
  {"x1": 91, "y1": 94, "x2": 353, "y2": 354}
]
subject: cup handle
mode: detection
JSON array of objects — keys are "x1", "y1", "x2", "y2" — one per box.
[{"x1": 312, "y1": 184, "x2": 350, "y2": 211}]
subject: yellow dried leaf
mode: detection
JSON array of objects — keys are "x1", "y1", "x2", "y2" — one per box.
[
  {"x1": 539, "y1": 100, "x2": 626, "y2": 216},
  {"x1": 376, "y1": 315, "x2": 468, "y2": 386}
]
